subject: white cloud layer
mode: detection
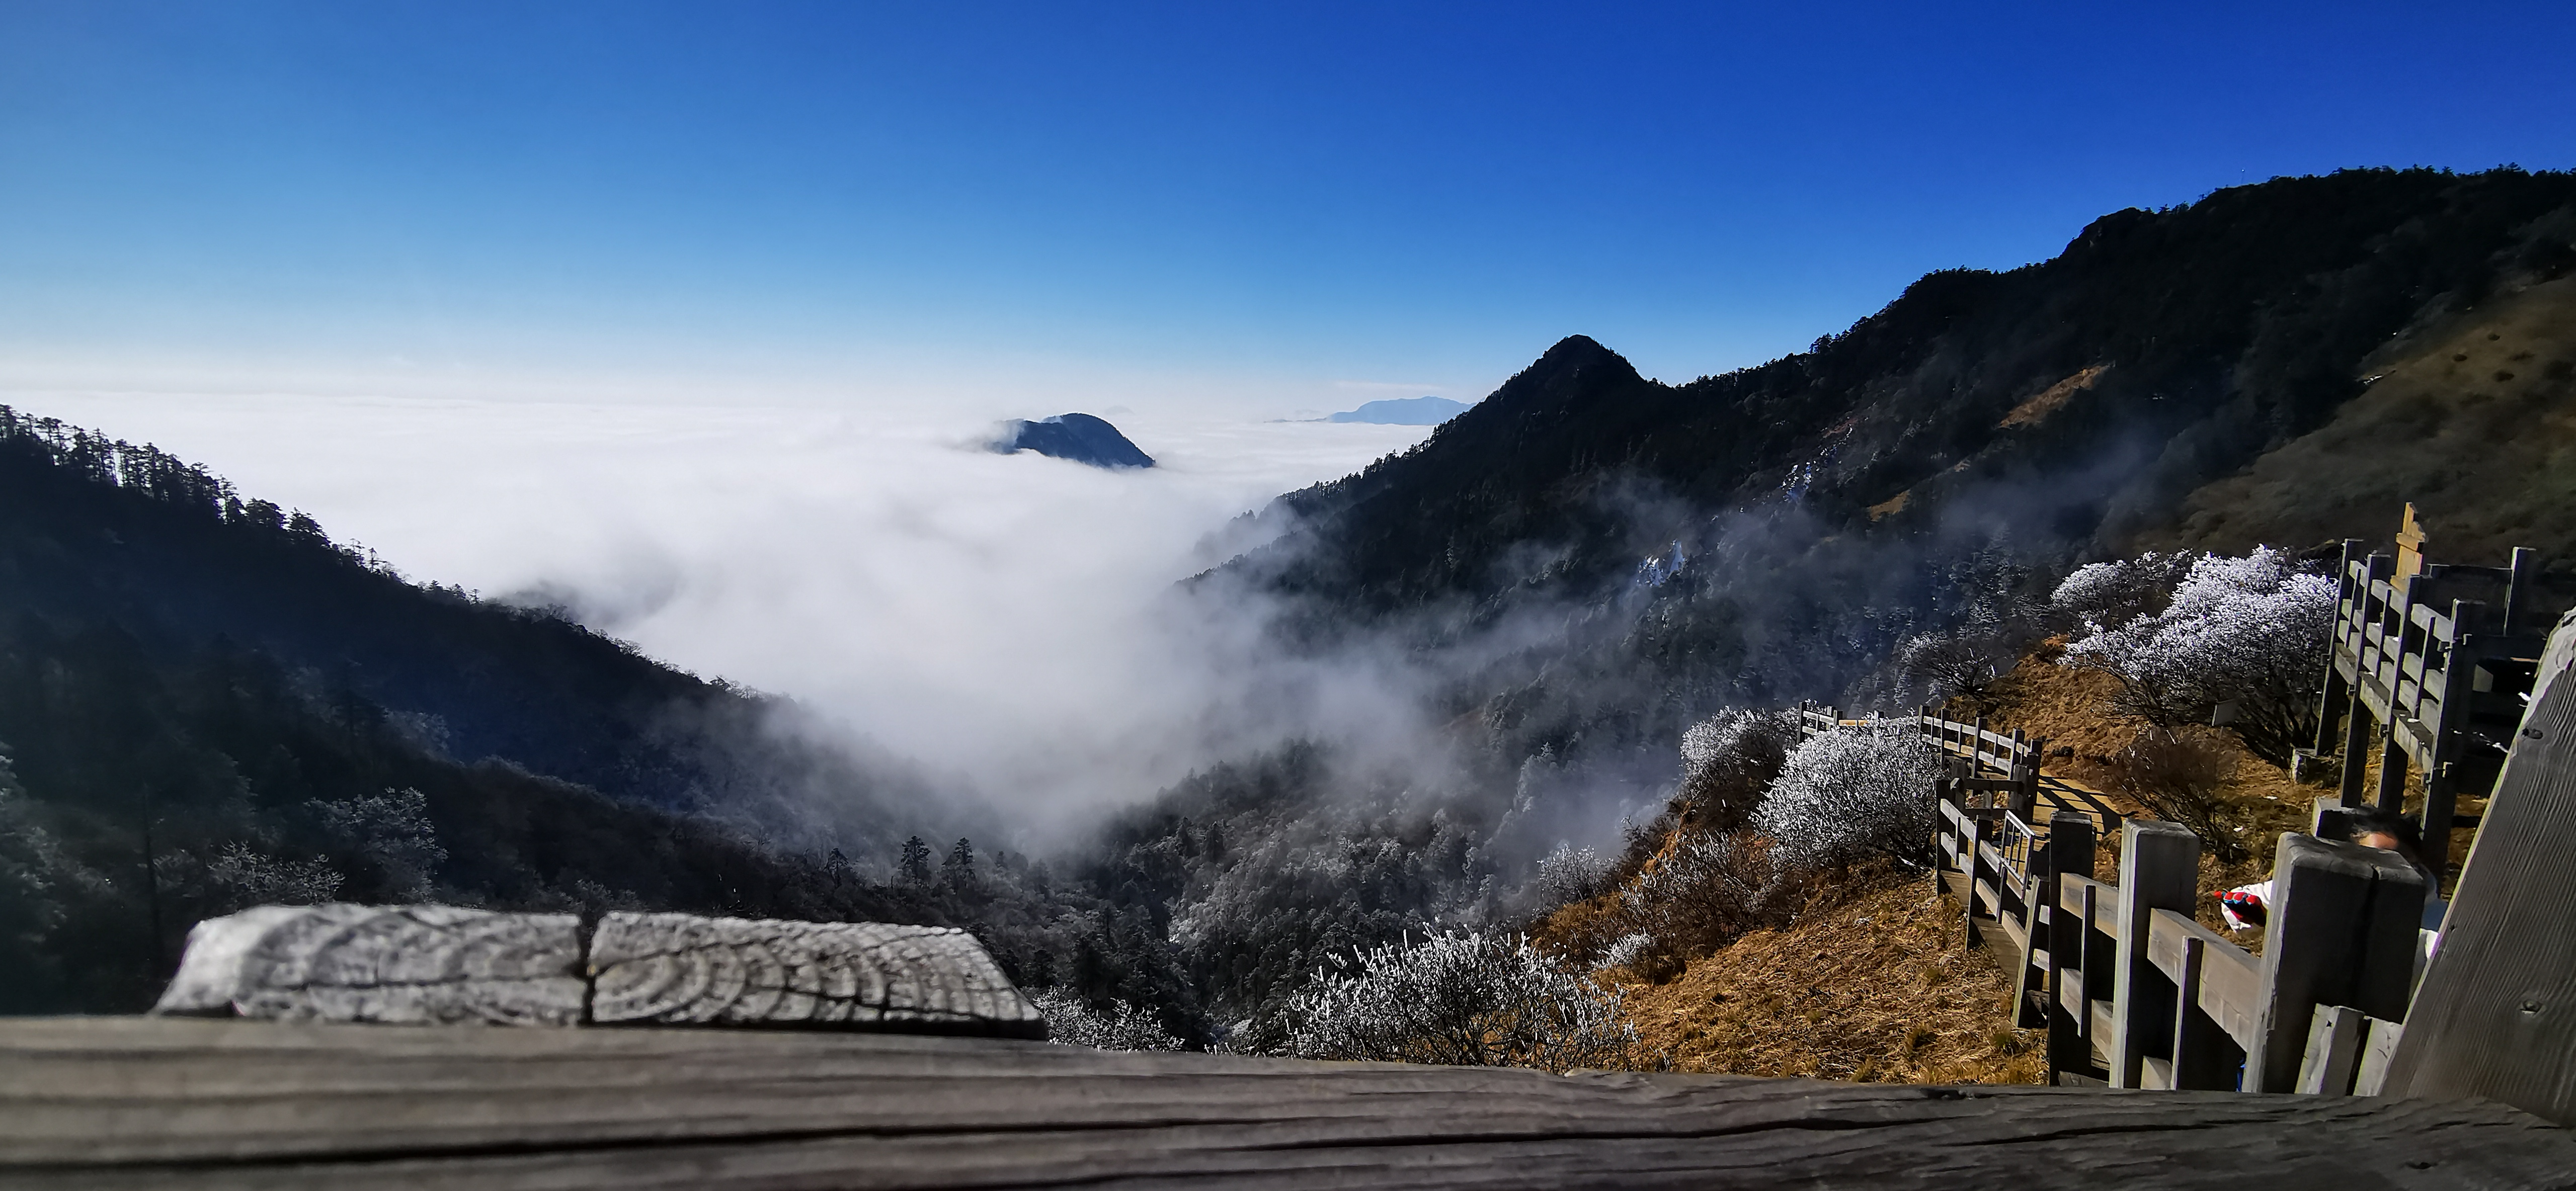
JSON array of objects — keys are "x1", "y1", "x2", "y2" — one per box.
[{"x1": 4, "y1": 388, "x2": 1439, "y2": 838}]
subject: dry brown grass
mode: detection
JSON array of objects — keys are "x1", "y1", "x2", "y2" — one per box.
[
  {"x1": 2154, "y1": 271, "x2": 2576, "y2": 568},
  {"x1": 1998, "y1": 364, "x2": 2111, "y2": 429},
  {"x1": 1607, "y1": 869, "x2": 2045, "y2": 1084},
  {"x1": 1973, "y1": 645, "x2": 2315, "y2": 936},
  {"x1": 1554, "y1": 635, "x2": 2370, "y2": 1081}
]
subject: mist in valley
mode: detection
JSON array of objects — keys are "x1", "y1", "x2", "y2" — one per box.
[{"x1": 1, "y1": 389, "x2": 1555, "y2": 846}]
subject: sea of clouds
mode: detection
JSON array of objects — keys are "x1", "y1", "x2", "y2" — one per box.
[{"x1": 6, "y1": 388, "x2": 1446, "y2": 837}]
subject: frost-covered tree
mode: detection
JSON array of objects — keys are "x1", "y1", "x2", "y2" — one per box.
[
  {"x1": 1283, "y1": 930, "x2": 1642, "y2": 1071},
  {"x1": 2051, "y1": 551, "x2": 2195, "y2": 632},
  {"x1": 310, "y1": 787, "x2": 446, "y2": 899},
  {"x1": 1535, "y1": 843, "x2": 1606, "y2": 905},
  {"x1": 1622, "y1": 830, "x2": 1772, "y2": 950},
  {"x1": 1674, "y1": 708, "x2": 1798, "y2": 831},
  {"x1": 202, "y1": 843, "x2": 344, "y2": 910},
  {"x1": 2059, "y1": 547, "x2": 2333, "y2": 765},
  {"x1": 1031, "y1": 987, "x2": 1185, "y2": 1051},
  {"x1": 898, "y1": 836, "x2": 933, "y2": 886},
  {"x1": 1890, "y1": 537, "x2": 2052, "y2": 711},
  {"x1": 1752, "y1": 726, "x2": 1943, "y2": 871}
]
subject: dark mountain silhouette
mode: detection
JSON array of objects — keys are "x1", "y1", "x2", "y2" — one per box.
[
  {"x1": 1230, "y1": 167, "x2": 2576, "y2": 629},
  {"x1": 1201, "y1": 165, "x2": 2576, "y2": 830},
  {"x1": 993, "y1": 413, "x2": 1155, "y2": 469},
  {"x1": 1327, "y1": 396, "x2": 1472, "y2": 425}
]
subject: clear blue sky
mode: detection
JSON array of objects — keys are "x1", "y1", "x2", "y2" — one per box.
[{"x1": 4, "y1": 1, "x2": 2572, "y2": 413}]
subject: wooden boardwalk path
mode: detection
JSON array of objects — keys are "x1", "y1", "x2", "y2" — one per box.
[{"x1": 5, "y1": 1017, "x2": 2572, "y2": 1189}]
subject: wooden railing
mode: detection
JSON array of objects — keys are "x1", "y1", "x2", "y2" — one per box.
[
  {"x1": 1798, "y1": 701, "x2": 2119, "y2": 827},
  {"x1": 1944, "y1": 791, "x2": 2431, "y2": 1091},
  {"x1": 2312, "y1": 540, "x2": 2544, "y2": 875}
]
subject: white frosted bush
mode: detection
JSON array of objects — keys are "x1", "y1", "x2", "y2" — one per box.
[
  {"x1": 1535, "y1": 843, "x2": 1607, "y2": 905},
  {"x1": 1285, "y1": 930, "x2": 1641, "y2": 1071},
  {"x1": 1596, "y1": 931, "x2": 1655, "y2": 972},
  {"x1": 1675, "y1": 707, "x2": 1797, "y2": 829},
  {"x1": 1752, "y1": 726, "x2": 1943, "y2": 871},
  {"x1": 1031, "y1": 987, "x2": 1184, "y2": 1051},
  {"x1": 2060, "y1": 546, "x2": 2333, "y2": 763},
  {"x1": 2051, "y1": 551, "x2": 2194, "y2": 631}
]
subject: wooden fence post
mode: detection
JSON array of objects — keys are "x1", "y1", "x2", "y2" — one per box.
[
  {"x1": 2109, "y1": 820, "x2": 2199, "y2": 1088},
  {"x1": 2417, "y1": 597, "x2": 2489, "y2": 880},
  {"x1": 2245, "y1": 833, "x2": 2429, "y2": 1093},
  {"x1": 2020, "y1": 811, "x2": 2092, "y2": 1032},
  {"x1": 1964, "y1": 811, "x2": 1997, "y2": 950},
  {"x1": 2339, "y1": 553, "x2": 2395, "y2": 805},
  {"x1": 2008, "y1": 728, "x2": 2036, "y2": 821},
  {"x1": 2164, "y1": 928, "x2": 2240, "y2": 1090},
  {"x1": 2048, "y1": 874, "x2": 2100, "y2": 1082},
  {"x1": 2312, "y1": 540, "x2": 2362, "y2": 756},
  {"x1": 2380, "y1": 608, "x2": 2576, "y2": 1125}
]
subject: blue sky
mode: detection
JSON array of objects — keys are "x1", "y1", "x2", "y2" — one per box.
[{"x1": 5, "y1": 1, "x2": 2573, "y2": 414}]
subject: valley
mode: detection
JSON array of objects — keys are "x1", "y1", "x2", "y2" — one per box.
[{"x1": 4, "y1": 167, "x2": 2574, "y2": 1079}]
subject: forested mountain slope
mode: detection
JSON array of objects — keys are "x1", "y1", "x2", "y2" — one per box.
[
  {"x1": 0, "y1": 413, "x2": 1033, "y2": 1012},
  {"x1": 1238, "y1": 168, "x2": 2576, "y2": 621},
  {"x1": 2160, "y1": 265, "x2": 2576, "y2": 559},
  {"x1": 1215, "y1": 167, "x2": 2576, "y2": 780},
  {"x1": 0, "y1": 410, "x2": 944, "y2": 831}
]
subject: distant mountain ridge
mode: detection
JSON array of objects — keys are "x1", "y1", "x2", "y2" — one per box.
[
  {"x1": 991, "y1": 413, "x2": 1155, "y2": 468},
  {"x1": 1212, "y1": 166, "x2": 2576, "y2": 779},
  {"x1": 1327, "y1": 396, "x2": 1472, "y2": 425}
]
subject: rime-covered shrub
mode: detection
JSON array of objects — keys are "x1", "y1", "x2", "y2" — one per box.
[
  {"x1": 1032, "y1": 987, "x2": 1185, "y2": 1051},
  {"x1": 1675, "y1": 708, "x2": 1798, "y2": 830},
  {"x1": 1535, "y1": 843, "x2": 1607, "y2": 905},
  {"x1": 1284, "y1": 931, "x2": 1642, "y2": 1070},
  {"x1": 1625, "y1": 830, "x2": 1772, "y2": 951},
  {"x1": 1752, "y1": 726, "x2": 1942, "y2": 871},
  {"x1": 2051, "y1": 551, "x2": 2194, "y2": 631},
  {"x1": 1597, "y1": 931, "x2": 1655, "y2": 972},
  {"x1": 2060, "y1": 546, "x2": 2333, "y2": 764}
]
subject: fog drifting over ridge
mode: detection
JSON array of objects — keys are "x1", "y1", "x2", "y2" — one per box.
[{"x1": 6, "y1": 389, "x2": 1441, "y2": 838}]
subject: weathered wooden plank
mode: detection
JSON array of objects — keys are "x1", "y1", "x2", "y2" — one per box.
[
  {"x1": 2247, "y1": 834, "x2": 2427, "y2": 1093},
  {"x1": 2353, "y1": 1016, "x2": 2405, "y2": 1097},
  {"x1": 2384, "y1": 608, "x2": 2576, "y2": 1126},
  {"x1": 2, "y1": 1018, "x2": 2570, "y2": 1190},
  {"x1": 149, "y1": 905, "x2": 586, "y2": 1027},
  {"x1": 2296, "y1": 1004, "x2": 2368, "y2": 1095},
  {"x1": 2110, "y1": 822, "x2": 2198, "y2": 1090},
  {"x1": 587, "y1": 913, "x2": 1042, "y2": 1037}
]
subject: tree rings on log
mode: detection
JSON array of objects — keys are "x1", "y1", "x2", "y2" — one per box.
[
  {"x1": 148, "y1": 905, "x2": 1044, "y2": 1038},
  {"x1": 588, "y1": 913, "x2": 1043, "y2": 1037},
  {"x1": 151, "y1": 904, "x2": 587, "y2": 1027}
]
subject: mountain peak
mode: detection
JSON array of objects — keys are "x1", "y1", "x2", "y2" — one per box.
[{"x1": 991, "y1": 413, "x2": 1155, "y2": 469}]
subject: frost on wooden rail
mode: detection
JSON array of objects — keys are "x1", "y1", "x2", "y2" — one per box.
[{"x1": 150, "y1": 904, "x2": 1044, "y2": 1037}]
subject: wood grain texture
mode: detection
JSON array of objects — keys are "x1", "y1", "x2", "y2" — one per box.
[
  {"x1": 587, "y1": 913, "x2": 1042, "y2": 1037},
  {"x1": 2, "y1": 1018, "x2": 2571, "y2": 1190},
  {"x1": 149, "y1": 905, "x2": 585, "y2": 1027},
  {"x1": 2247, "y1": 833, "x2": 2426, "y2": 1093},
  {"x1": 2384, "y1": 608, "x2": 2576, "y2": 1125}
]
